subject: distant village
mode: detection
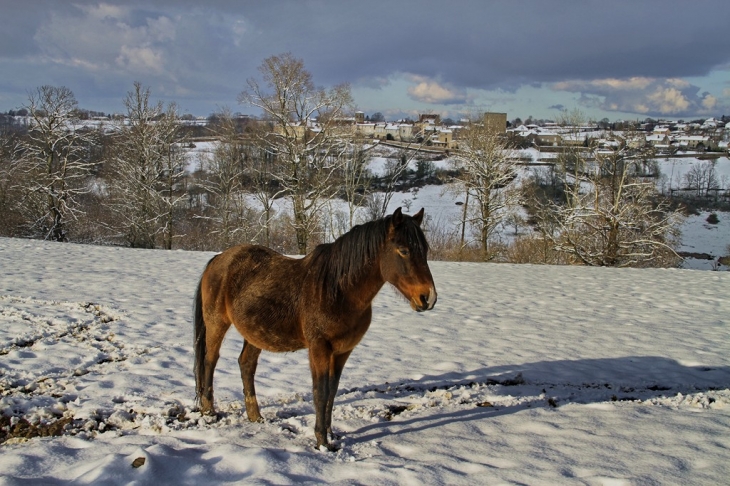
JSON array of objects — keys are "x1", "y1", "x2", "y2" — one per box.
[
  {"x1": 349, "y1": 112, "x2": 730, "y2": 155},
  {"x1": 2, "y1": 108, "x2": 729, "y2": 156},
  {"x1": 508, "y1": 116, "x2": 729, "y2": 155}
]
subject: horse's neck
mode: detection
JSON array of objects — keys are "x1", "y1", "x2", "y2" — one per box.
[
  {"x1": 345, "y1": 258, "x2": 386, "y2": 310},
  {"x1": 308, "y1": 230, "x2": 390, "y2": 309}
]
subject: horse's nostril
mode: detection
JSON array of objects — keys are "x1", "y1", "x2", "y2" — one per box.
[{"x1": 420, "y1": 294, "x2": 429, "y2": 308}]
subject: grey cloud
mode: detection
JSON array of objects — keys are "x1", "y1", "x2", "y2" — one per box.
[
  {"x1": 270, "y1": 1, "x2": 730, "y2": 91},
  {"x1": 1, "y1": 0, "x2": 729, "y2": 116}
]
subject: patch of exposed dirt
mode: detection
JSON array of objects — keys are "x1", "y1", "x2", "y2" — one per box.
[{"x1": 0, "y1": 415, "x2": 74, "y2": 443}]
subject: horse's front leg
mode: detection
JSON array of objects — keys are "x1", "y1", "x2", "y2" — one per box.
[
  {"x1": 238, "y1": 340, "x2": 263, "y2": 422},
  {"x1": 325, "y1": 351, "x2": 352, "y2": 438},
  {"x1": 308, "y1": 339, "x2": 335, "y2": 450}
]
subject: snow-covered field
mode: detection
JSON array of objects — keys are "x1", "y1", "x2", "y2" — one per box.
[
  {"x1": 658, "y1": 156, "x2": 730, "y2": 191},
  {"x1": 679, "y1": 212, "x2": 730, "y2": 270},
  {"x1": 1, "y1": 237, "x2": 729, "y2": 484}
]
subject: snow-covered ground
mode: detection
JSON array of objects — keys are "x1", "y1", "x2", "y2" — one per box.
[
  {"x1": 1, "y1": 237, "x2": 729, "y2": 484},
  {"x1": 658, "y1": 156, "x2": 730, "y2": 191},
  {"x1": 679, "y1": 211, "x2": 730, "y2": 270}
]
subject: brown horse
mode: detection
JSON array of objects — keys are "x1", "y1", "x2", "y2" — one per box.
[{"x1": 193, "y1": 207, "x2": 437, "y2": 450}]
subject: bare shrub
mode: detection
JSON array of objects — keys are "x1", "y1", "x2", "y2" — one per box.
[
  {"x1": 421, "y1": 216, "x2": 487, "y2": 262},
  {"x1": 505, "y1": 235, "x2": 577, "y2": 265}
]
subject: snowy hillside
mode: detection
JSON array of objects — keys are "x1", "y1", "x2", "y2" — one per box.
[
  {"x1": 1, "y1": 237, "x2": 729, "y2": 484},
  {"x1": 187, "y1": 141, "x2": 730, "y2": 269}
]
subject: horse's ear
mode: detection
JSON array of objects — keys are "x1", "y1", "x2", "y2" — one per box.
[
  {"x1": 413, "y1": 208, "x2": 424, "y2": 227},
  {"x1": 392, "y1": 207, "x2": 404, "y2": 227}
]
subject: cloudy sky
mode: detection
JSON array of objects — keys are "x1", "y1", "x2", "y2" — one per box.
[{"x1": 1, "y1": 0, "x2": 729, "y2": 122}]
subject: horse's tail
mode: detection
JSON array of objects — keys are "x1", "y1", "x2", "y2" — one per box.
[{"x1": 193, "y1": 255, "x2": 216, "y2": 407}]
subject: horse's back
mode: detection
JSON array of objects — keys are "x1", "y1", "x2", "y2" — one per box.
[
  {"x1": 208, "y1": 244, "x2": 291, "y2": 283},
  {"x1": 202, "y1": 245, "x2": 306, "y2": 352}
]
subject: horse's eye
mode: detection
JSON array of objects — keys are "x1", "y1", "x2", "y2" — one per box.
[{"x1": 397, "y1": 248, "x2": 410, "y2": 257}]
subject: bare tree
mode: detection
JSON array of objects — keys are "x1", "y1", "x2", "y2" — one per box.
[
  {"x1": 534, "y1": 131, "x2": 683, "y2": 267},
  {"x1": 364, "y1": 145, "x2": 421, "y2": 221},
  {"x1": 0, "y1": 127, "x2": 25, "y2": 235},
  {"x1": 105, "y1": 82, "x2": 186, "y2": 249},
  {"x1": 339, "y1": 138, "x2": 372, "y2": 229},
  {"x1": 199, "y1": 108, "x2": 253, "y2": 250},
  {"x1": 240, "y1": 119, "x2": 286, "y2": 247},
  {"x1": 553, "y1": 109, "x2": 591, "y2": 207},
  {"x1": 684, "y1": 159, "x2": 719, "y2": 199},
  {"x1": 157, "y1": 103, "x2": 188, "y2": 249},
  {"x1": 451, "y1": 117, "x2": 521, "y2": 260},
  {"x1": 17, "y1": 86, "x2": 95, "y2": 241},
  {"x1": 239, "y1": 53, "x2": 354, "y2": 254}
]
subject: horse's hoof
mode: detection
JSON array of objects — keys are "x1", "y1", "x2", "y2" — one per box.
[{"x1": 316, "y1": 442, "x2": 340, "y2": 452}]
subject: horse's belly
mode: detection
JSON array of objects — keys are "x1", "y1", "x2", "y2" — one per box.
[
  {"x1": 230, "y1": 306, "x2": 305, "y2": 353},
  {"x1": 245, "y1": 332, "x2": 304, "y2": 353}
]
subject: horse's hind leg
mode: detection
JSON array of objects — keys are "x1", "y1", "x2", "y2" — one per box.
[
  {"x1": 238, "y1": 341, "x2": 263, "y2": 422},
  {"x1": 200, "y1": 317, "x2": 229, "y2": 416}
]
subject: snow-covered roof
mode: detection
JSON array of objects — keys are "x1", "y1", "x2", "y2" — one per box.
[{"x1": 676, "y1": 135, "x2": 709, "y2": 141}]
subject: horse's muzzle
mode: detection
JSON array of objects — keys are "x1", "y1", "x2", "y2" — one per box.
[{"x1": 413, "y1": 286, "x2": 437, "y2": 312}]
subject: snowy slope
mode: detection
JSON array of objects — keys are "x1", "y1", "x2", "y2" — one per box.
[{"x1": 1, "y1": 237, "x2": 729, "y2": 485}]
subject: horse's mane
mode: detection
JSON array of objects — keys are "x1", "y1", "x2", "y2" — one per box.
[{"x1": 310, "y1": 213, "x2": 428, "y2": 304}]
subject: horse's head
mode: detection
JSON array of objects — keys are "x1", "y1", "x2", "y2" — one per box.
[{"x1": 381, "y1": 207, "x2": 437, "y2": 312}]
